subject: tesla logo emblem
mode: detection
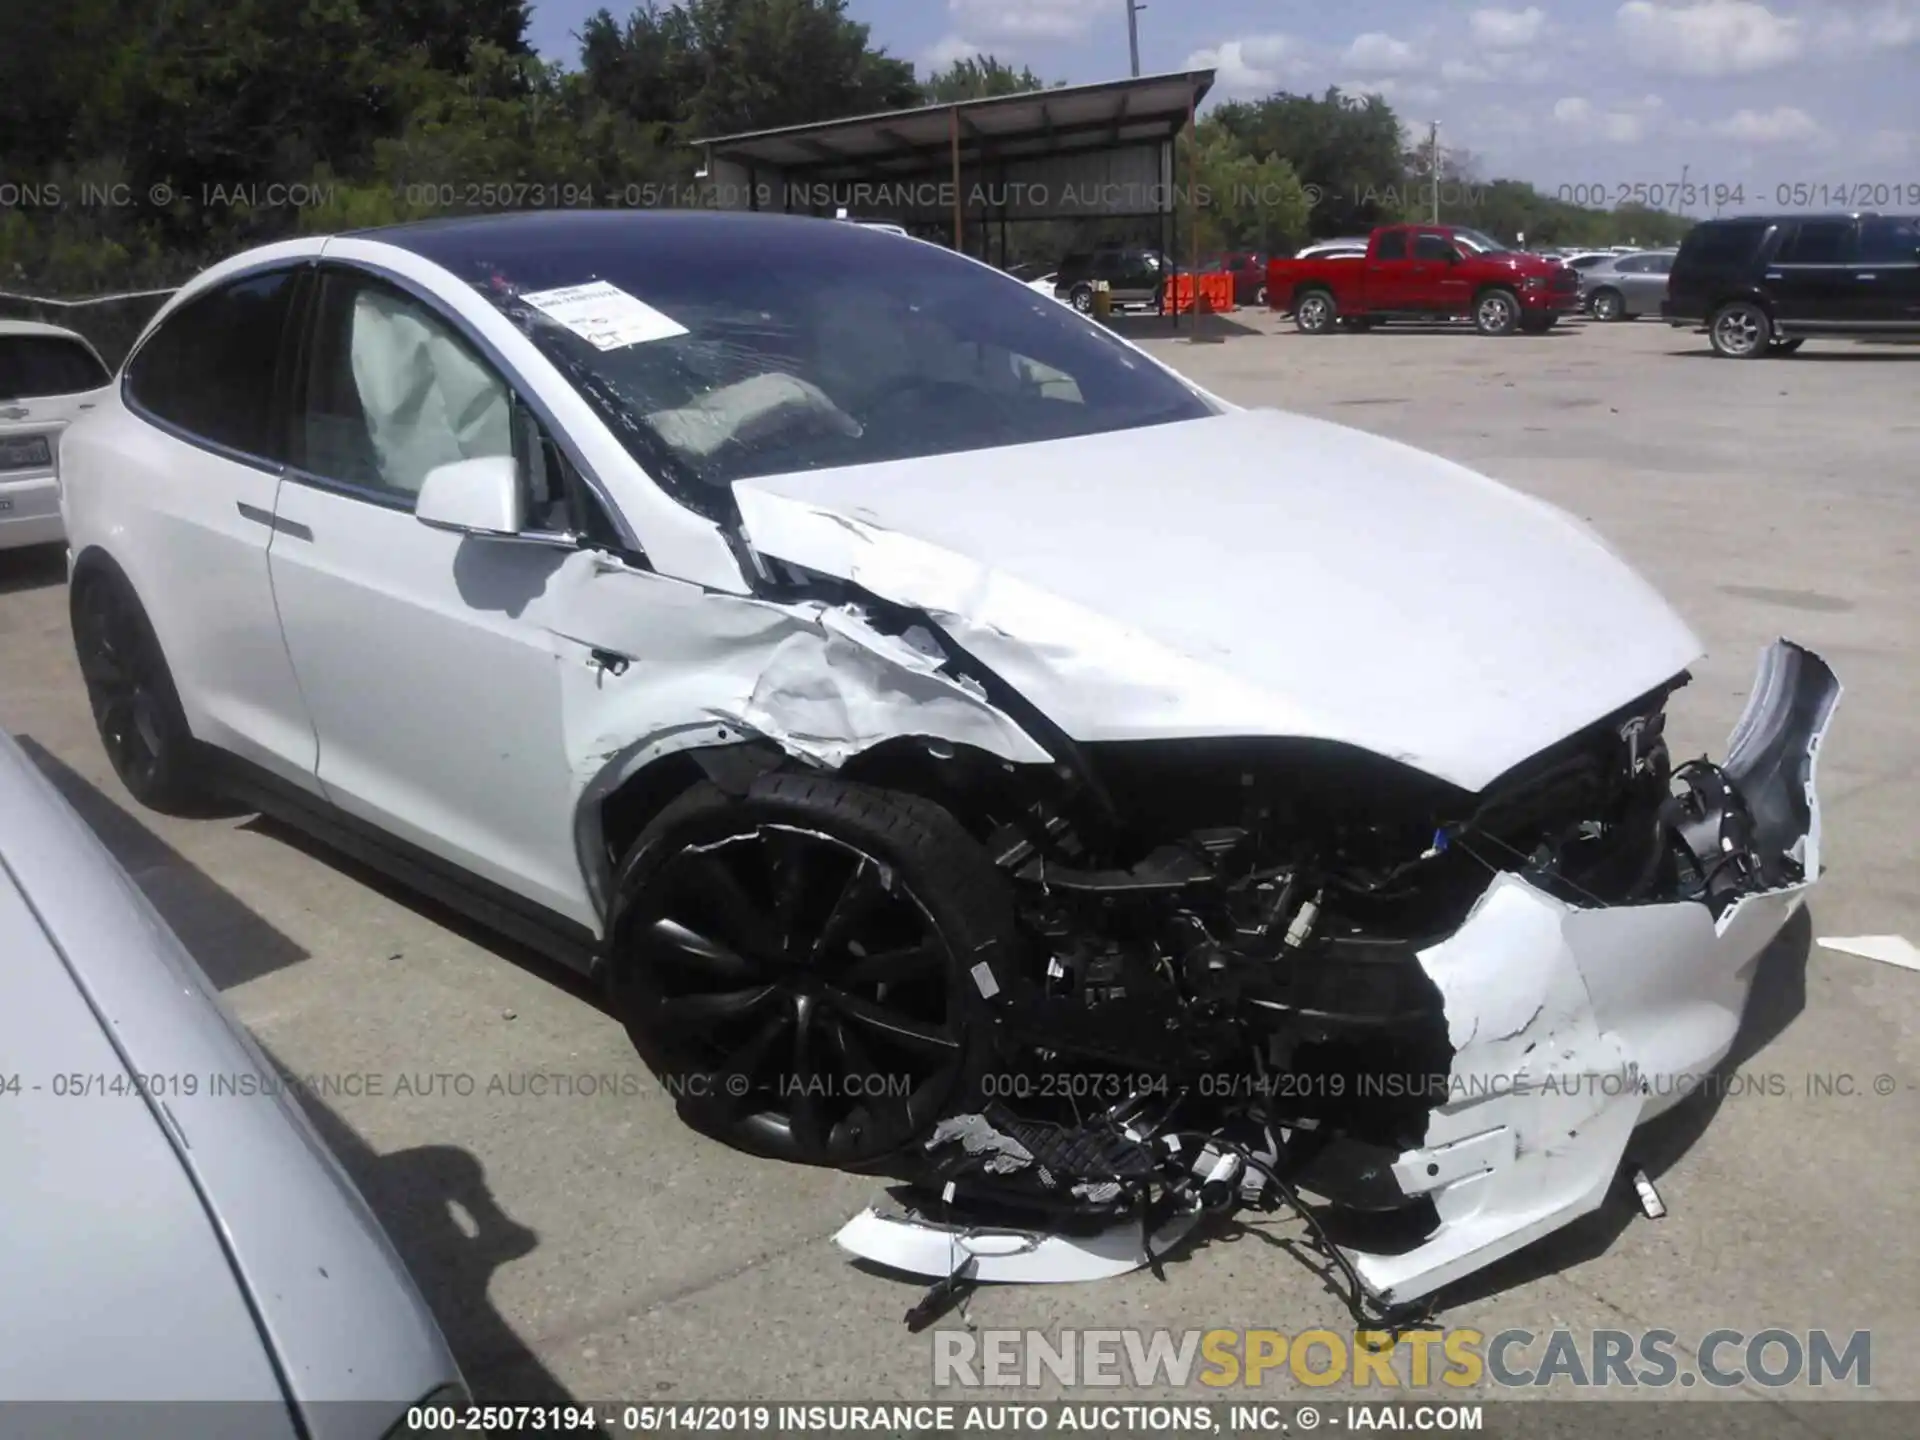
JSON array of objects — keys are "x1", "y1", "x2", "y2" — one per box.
[{"x1": 0, "y1": 407, "x2": 27, "y2": 421}]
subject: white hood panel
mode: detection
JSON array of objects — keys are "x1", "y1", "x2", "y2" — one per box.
[{"x1": 733, "y1": 408, "x2": 1702, "y2": 792}]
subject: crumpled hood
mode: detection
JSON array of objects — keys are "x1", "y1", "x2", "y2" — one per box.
[{"x1": 732, "y1": 408, "x2": 1702, "y2": 793}]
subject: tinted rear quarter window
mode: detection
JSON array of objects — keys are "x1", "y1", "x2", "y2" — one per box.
[
  {"x1": 126, "y1": 269, "x2": 299, "y2": 458},
  {"x1": 0, "y1": 334, "x2": 109, "y2": 400},
  {"x1": 1677, "y1": 221, "x2": 1772, "y2": 271},
  {"x1": 1775, "y1": 220, "x2": 1856, "y2": 264},
  {"x1": 1858, "y1": 216, "x2": 1920, "y2": 263}
]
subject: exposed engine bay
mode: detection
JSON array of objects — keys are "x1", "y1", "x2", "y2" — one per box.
[{"x1": 817, "y1": 639, "x2": 1840, "y2": 1321}]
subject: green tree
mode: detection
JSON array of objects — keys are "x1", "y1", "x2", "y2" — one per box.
[
  {"x1": 579, "y1": 0, "x2": 918, "y2": 140},
  {"x1": 1180, "y1": 120, "x2": 1312, "y2": 258},
  {"x1": 1211, "y1": 88, "x2": 1406, "y2": 238},
  {"x1": 920, "y1": 54, "x2": 1051, "y2": 103}
]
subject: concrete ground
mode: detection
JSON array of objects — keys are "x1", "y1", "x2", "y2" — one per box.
[{"x1": 1, "y1": 316, "x2": 1915, "y2": 1418}]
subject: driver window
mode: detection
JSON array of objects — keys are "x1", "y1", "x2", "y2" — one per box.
[{"x1": 299, "y1": 272, "x2": 512, "y2": 503}]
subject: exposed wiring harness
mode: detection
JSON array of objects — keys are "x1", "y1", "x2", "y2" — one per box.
[{"x1": 1162, "y1": 1131, "x2": 1435, "y2": 1333}]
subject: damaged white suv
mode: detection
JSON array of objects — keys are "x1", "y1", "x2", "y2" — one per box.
[{"x1": 61, "y1": 211, "x2": 1838, "y2": 1314}]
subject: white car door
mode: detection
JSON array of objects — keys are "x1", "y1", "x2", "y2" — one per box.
[
  {"x1": 266, "y1": 266, "x2": 627, "y2": 929},
  {"x1": 99, "y1": 267, "x2": 322, "y2": 790}
]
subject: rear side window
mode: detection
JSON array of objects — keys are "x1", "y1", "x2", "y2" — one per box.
[
  {"x1": 1775, "y1": 220, "x2": 1856, "y2": 264},
  {"x1": 125, "y1": 269, "x2": 299, "y2": 459},
  {"x1": 0, "y1": 334, "x2": 109, "y2": 401},
  {"x1": 1412, "y1": 233, "x2": 1455, "y2": 261},
  {"x1": 1858, "y1": 216, "x2": 1920, "y2": 264},
  {"x1": 1677, "y1": 221, "x2": 1770, "y2": 270},
  {"x1": 1373, "y1": 231, "x2": 1408, "y2": 260}
]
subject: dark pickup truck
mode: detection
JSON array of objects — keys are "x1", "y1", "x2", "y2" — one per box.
[
  {"x1": 1663, "y1": 212, "x2": 1920, "y2": 357},
  {"x1": 1267, "y1": 224, "x2": 1581, "y2": 335}
]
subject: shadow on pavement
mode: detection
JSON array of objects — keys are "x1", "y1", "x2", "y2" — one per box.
[
  {"x1": 238, "y1": 811, "x2": 609, "y2": 1015},
  {"x1": 0, "y1": 543, "x2": 67, "y2": 596},
  {"x1": 15, "y1": 736, "x2": 307, "y2": 988},
  {"x1": 287, "y1": 1081, "x2": 594, "y2": 1417},
  {"x1": 23, "y1": 743, "x2": 593, "y2": 1418},
  {"x1": 1107, "y1": 311, "x2": 1264, "y2": 341}
]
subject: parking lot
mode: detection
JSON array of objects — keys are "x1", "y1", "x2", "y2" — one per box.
[{"x1": 2, "y1": 316, "x2": 1916, "y2": 1410}]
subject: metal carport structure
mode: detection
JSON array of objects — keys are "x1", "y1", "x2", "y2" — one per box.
[{"x1": 690, "y1": 69, "x2": 1216, "y2": 268}]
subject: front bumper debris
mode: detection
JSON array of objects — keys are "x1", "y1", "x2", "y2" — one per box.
[{"x1": 837, "y1": 641, "x2": 1840, "y2": 1307}]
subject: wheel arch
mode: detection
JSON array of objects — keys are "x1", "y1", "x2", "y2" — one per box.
[
  {"x1": 68, "y1": 543, "x2": 135, "y2": 600},
  {"x1": 1710, "y1": 286, "x2": 1775, "y2": 318},
  {"x1": 575, "y1": 731, "x2": 1059, "y2": 926}
]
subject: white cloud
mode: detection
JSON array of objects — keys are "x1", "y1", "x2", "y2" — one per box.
[
  {"x1": 1185, "y1": 35, "x2": 1309, "y2": 98},
  {"x1": 1470, "y1": 7, "x2": 1548, "y2": 48},
  {"x1": 945, "y1": 0, "x2": 1109, "y2": 42},
  {"x1": 1344, "y1": 31, "x2": 1424, "y2": 72},
  {"x1": 1710, "y1": 105, "x2": 1826, "y2": 143},
  {"x1": 922, "y1": 35, "x2": 986, "y2": 71},
  {"x1": 1552, "y1": 94, "x2": 1667, "y2": 143},
  {"x1": 1815, "y1": 0, "x2": 1920, "y2": 50},
  {"x1": 1442, "y1": 58, "x2": 1496, "y2": 81},
  {"x1": 1615, "y1": 1, "x2": 1803, "y2": 77},
  {"x1": 1862, "y1": 128, "x2": 1918, "y2": 161}
]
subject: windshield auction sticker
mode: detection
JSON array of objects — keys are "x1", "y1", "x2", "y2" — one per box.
[{"x1": 519, "y1": 279, "x2": 689, "y2": 349}]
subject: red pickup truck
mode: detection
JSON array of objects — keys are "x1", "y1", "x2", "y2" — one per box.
[{"x1": 1267, "y1": 225, "x2": 1580, "y2": 335}]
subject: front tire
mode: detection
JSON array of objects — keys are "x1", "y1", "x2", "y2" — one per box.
[
  {"x1": 1474, "y1": 288, "x2": 1520, "y2": 336},
  {"x1": 1709, "y1": 300, "x2": 1771, "y2": 358},
  {"x1": 71, "y1": 569, "x2": 205, "y2": 813},
  {"x1": 607, "y1": 774, "x2": 1018, "y2": 1171}
]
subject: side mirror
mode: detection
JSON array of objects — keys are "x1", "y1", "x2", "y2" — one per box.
[{"x1": 413, "y1": 454, "x2": 525, "y2": 538}]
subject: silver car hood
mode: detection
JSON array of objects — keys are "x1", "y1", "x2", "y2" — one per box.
[{"x1": 733, "y1": 407, "x2": 1702, "y2": 792}]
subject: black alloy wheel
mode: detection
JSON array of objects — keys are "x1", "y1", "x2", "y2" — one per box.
[
  {"x1": 611, "y1": 778, "x2": 1009, "y2": 1169},
  {"x1": 72, "y1": 573, "x2": 201, "y2": 811}
]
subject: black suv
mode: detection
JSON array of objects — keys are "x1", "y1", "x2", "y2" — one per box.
[
  {"x1": 1664, "y1": 213, "x2": 1920, "y2": 357},
  {"x1": 1053, "y1": 245, "x2": 1169, "y2": 313}
]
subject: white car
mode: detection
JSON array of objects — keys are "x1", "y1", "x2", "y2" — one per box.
[
  {"x1": 61, "y1": 211, "x2": 1838, "y2": 1311},
  {"x1": 1026, "y1": 271, "x2": 1061, "y2": 300},
  {"x1": 1, "y1": 319, "x2": 113, "y2": 549}
]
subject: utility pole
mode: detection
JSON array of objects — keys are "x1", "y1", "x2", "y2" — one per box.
[
  {"x1": 1678, "y1": 162, "x2": 1690, "y2": 219},
  {"x1": 1429, "y1": 121, "x2": 1441, "y2": 224},
  {"x1": 1127, "y1": 1, "x2": 1146, "y2": 77}
]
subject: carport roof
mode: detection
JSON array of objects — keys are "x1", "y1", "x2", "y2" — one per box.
[{"x1": 692, "y1": 70, "x2": 1214, "y2": 180}]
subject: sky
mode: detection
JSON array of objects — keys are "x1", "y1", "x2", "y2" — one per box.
[{"x1": 525, "y1": 1, "x2": 1919, "y2": 204}]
